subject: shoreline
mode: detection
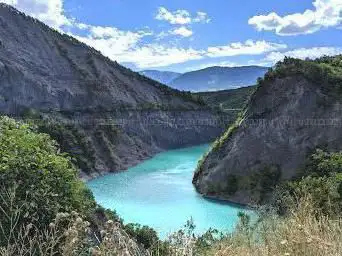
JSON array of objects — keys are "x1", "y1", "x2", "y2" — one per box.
[
  {"x1": 201, "y1": 194, "x2": 256, "y2": 209},
  {"x1": 81, "y1": 143, "x2": 213, "y2": 182},
  {"x1": 79, "y1": 151, "x2": 158, "y2": 182}
]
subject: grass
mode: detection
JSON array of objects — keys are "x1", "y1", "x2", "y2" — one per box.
[
  {"x1": 3, "y1": 186, "x2": 341, "y2": 256},
  {"x1": 203, "y1": 195, "x2": 342, "y2": 256}
]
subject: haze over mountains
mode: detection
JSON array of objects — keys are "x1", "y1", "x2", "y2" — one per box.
[
  {"x1": 141, "y1": 66, "x2": 268, "y2": 91},
  {"x1": 139, "y1": 70, "x2": 182, "y2": 85}
]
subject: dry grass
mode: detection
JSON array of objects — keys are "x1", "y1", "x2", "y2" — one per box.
[
  {"x1": 0, "y1": 187, "x2": 148, "y2": 256},
  {"x1": 2, "y1": 186, "x2": 342, "y2": 256},
  {"x1": 204, "y1": 195, "x2": 342, "y2": 256}
]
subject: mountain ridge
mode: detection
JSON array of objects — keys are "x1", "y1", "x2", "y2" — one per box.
[
  {"x1": 193, "y1": 56, "x2": 342, "y2": 205},
  {"x1": 0, "y1": 3, "x2": 226, "y2": 179},
  {"x1": 139, "y1": 70, "x2": 182, "y2": 85},
  {"x1": 170, "y1": 65, "x2": 268, "y2": 91}
]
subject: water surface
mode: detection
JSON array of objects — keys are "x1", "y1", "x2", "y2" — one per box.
[{"x1": 88, "y1": 144, "x2": 249, "y2": 238}]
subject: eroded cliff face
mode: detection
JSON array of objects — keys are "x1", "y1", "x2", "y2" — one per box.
[
  {"x1": 193, "y1": 70, "x2": 342, "y2": 205},
  {"x1": 0, "y1": 4, "x2": 226, "y2": 178}
]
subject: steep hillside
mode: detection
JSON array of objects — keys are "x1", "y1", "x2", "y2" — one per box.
[
  {"x1": 140, "y1": 70, "x2": 182, "y2": 85},
  {"x1": 193, "y1": 56, "x2": 342, "y2": 205},
  {"x1": 195, "y1": 86, "x2": 255, "y2": 111},
  {"x1": 0, "y1": 4, "x2": 225, "y2": 179},
  {"x1": 170, "y1": 66, "x2": 268, "y2": 91}
]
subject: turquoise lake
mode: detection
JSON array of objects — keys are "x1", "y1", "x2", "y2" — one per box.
[{"x1": 87, "y1": 144, "x2": 249, "y2": 238}]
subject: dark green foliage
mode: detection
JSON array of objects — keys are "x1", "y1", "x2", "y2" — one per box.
[
  {"x1": 276, "y1": 149, "x2": 342, "y2": 215},
  {"x1": 37, "y1": 120, "x2": 97, "y2": 173},
  {"x1": 303, "y1": 149, "x2": 342, "y2": 177},
  {"x1": 124, "y1": 223, "x2": 159, "y2": 249},
  {"x1": 259, "y1": 56, "x2": 342, "y2": 93},
  {"x1": 196, "y1": 86, "x2": 255, "y2": 111},
  {"x1": 0, "y1": 117, "x2": 96, "y2": 236},
  {"x1": 281, "y1": 175, "x2": 342, "y2": 214},
  {"x1": 94, "y1": 206, "x2": 123, "y2": 224}
]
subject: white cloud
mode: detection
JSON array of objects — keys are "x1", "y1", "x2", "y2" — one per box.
[
  {"x1": 249, "y1": 0, "x2": 342, "y2": 36},
  {"x1": 72, "y1": 27, "x2": 151, "y2": 59},
  {"x1": 155, "y1": 7, "x2": 210, "y2": 25},
  {"x1": 170, "y1": 26, "x2": 193, "y2": 37},
  {"x1": 0, "y1": 0, "x2": 71, "y2": 29},
  {"x1": 185, "y1": 61, "x2": 240, "y2": 71},
  {"x1": 72, "y1": 25, "x2": 203, "y2": 69},
  {"x1": 1, "y1": 0, "x2": 17, "y2": 4},
  {"x1": 194, "y1": 11, "x2": 211, "y2": 23},
  {"x1": 207, "y1": 40, "x2": 287, "y2": 58},
  {"x1": 4, "y1": 1, "x2": 312, "y2": 70},
  {"x1": 119, "y1": 45, "x2": 204, "y2": 69},
  {"x1": 264, "y1": 47, "x2": 342, "y2": 64}
]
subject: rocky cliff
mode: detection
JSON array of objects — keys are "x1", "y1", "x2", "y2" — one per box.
[
  {"x1": 0, "y1": 4, "x2": 226, "y2": 179},
  {"x1": 193, "y1": 56, "x2": 342, "y2": 205}
]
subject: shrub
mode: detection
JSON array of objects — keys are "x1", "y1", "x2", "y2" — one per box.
[
  {"x1": 275, "y1": 149, "x2": 342, "y2": 215},
  {"x1": 0, "y1": 116, "x2": 96, "y2": 237},
  {"x1": 124, "y1": 223, "x2": 159, "y2": 250},
  {"x1": 204, "y1": 195, "x2": 342, "y2": 256},
  {"x1": 279, "y1": 175, "x2": 342, "y2": 215},
  {"x1": 303, "y1": 149, "x2": 342, "y2": 177}
]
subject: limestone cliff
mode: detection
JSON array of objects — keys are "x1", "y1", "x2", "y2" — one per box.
[{"x1": 193, "y1": 56, "x2": 342, "y2": 205}]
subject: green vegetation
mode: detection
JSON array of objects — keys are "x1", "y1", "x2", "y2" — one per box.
[
  {"x1": 200, "y1": 147, "x2": 342, "y2": 256},
  {"x1": 196, "y1": 86, "x2": 255, "y2": 111},
  {"x1": 38, "y1": 121, "x2": 97, "y2": 173},
  {"x1": 124, "y1": 223, "x2": 159, "y2": 250},
  {"x1": 276, "y1": 149, "x2": 342, "y2": 215},
  {"x1": 1, "y1": 56, "x2": 342, "y2": 255},
  {"x1": 259, "y1": 55, "x2": 342, "y2": 93},
  {"x1": 0, "y1": 116, "x2": 228, "y2": 255},
  {"x1": 0, "y1": 116, "x2": 95, "y2": 245},
  {"x1": 211, "y1": 113, "x2": 244, "y2": 152}
]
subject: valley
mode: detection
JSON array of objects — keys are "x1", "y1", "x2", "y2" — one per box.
[{"x1": 1, "y1": 1, "x2": 342, "y2": 256}]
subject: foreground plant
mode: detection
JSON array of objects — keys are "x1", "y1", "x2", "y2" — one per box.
[{"x1": 204, "y1": 195, "x2": 342, "y2": 256}]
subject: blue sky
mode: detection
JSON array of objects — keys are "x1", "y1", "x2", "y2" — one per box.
[{"x1": 2, "y1": 0, "x2": 342, "y2": 72}]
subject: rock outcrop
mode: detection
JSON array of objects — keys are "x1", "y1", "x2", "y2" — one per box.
[
  {"x1": 0, "y1": 4, "x2": 226, "y2": 179},
  {"x1": 193, "y1": 56, "x2": 342, "y2": 205}
]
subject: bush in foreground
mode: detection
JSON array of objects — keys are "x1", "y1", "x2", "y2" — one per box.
[
  {"x1": 0, "y1": 117, "x2": 95, "y2": 233},
  {"x1": 204, "y1": 195, "x2": 342, "y2": 256}
]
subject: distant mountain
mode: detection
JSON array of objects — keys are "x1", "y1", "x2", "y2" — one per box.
[
  {"x1": 140, "y1": 70, "x2": 182, "y2": 85},
  {"x1": 170, "y1": 66, "x2": 269, "y2": 92}
]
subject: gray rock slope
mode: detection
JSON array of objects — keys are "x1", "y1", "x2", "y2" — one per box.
[
  {"x1": 0, "y1": 4, "x2": 226, "y2": 179},
  {"x1": 193, "y1": 57, "x2": 342, "y2": 205}
]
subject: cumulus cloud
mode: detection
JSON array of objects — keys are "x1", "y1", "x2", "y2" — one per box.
[
  {"x1": 72, "y1": 25, "x2": 202, "y2": 69},
  {"x1": 170, "y1": 26, "x2": 193, "y2": 37},
  {"x1": 264, "y1": 47, "x2": 342, "y2": 64},
  {"x1": 1, "y1": 0, "x2": 71, "y2": 29},
  {"x1": 207, "y1": 40, "x2": 287, "y2": 58},
  {"x1": 1, "y1": 1, "x2": 303, "y2": 70},
  {"x1": 185, "y1": 61, "x2": 241, "y2": 72},
  {"x1": 118, "y1": 45, "x2": 204, "y2": 69},
  {"x1": 248, "y1": 0, "x2": 342, "y2": 36},
  {"x1": 72, "y1": 26, "x2": 152, "y2": 59},
  {"x1": 194, "y1": 11, "x2": 211, "y2": 23},
  {"x1": 155, "y1": 7, "x2": 210, "y2": 25}
]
